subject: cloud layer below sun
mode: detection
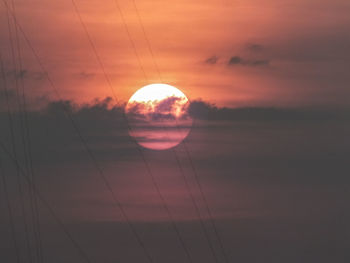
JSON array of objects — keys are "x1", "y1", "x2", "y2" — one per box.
[
  {"x1": 0, "y1": 97, "x2": 349, "y2": 223},
  {"x1": 1, "y1": 97, "x2": 349, "y2": 262}
]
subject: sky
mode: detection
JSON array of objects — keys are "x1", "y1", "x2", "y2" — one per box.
[
  {"x1": 0, "y1": 0, "x2": 350, "y2": 263},
  {"x1": 0, "y1": 0, "x2": 349, "y2": 108}
]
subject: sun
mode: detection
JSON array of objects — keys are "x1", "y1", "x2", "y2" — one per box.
[
  {"x1": 126, "y1": 84, "x2": 192, "y2": 150},
  {"x1": 128, "y1": 83, "x2": 186, "y2": 103}
]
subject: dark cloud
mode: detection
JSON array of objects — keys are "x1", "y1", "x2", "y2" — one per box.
[
  {"x1": 1, "y1": 97, "x2": 349, "y2": 263},
  {"x1": 0, "y1": 98, "x2": 131, "y2": 167},
  {"x1": 188, "y1": 100, "x2": 348, "y2": 121},
  {"x1": 7, "y1": 69, "x2": 27, "y2": 79},
  {"x1": 228, "y1": 56, "x2": 243, "y2": 65},
  {"x1": 204, "y1": 49, "x2": 269, "y2": 67},
  {"x1": 0, "y1": 87, "x2": 16, "y2": 101},
  {"x1": 126, "y1": 96, "x2": 190, "y2": 122},
  {"x1": 154, "y1": 96, "x2": 181, "y2": 113},
  {"x1": 228, "y1": 56, "x2": 270, "y2": 67},
  {"x1": 0, "y1": 87, "x2": 20, "y2": 111},
  {"x1": 204, "y1": 55, "x2": 219, "y2": 65},
  {"x1": 6, "y1": 69, "x2": 47, "y2": 81}
]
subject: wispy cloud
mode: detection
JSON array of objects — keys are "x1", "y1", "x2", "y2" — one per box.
[
  {"x1": 204, "y1": 55, "x2": 219, "y2": 65},
  {"x1": 228, "y1": 56, "x2": 270, "y2": 67}
]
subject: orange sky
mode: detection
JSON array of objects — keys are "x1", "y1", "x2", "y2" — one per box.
[{"x1": 1, "y1": 0, "x2": 350, "y2": 108}]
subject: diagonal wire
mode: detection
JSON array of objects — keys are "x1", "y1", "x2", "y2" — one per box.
[
  {"x1": 4, "y1": 2, "x2": 213, "y2": 263},
  {"x1": 0, "y1": 159, "x2": 21, "y2": 263},
  {"x1": 72, "y1": 1, "x2": 195, "y2": 262},
  {"x1": 130, "y1": 1, "x2": 230, "y2": 262},
  {"x1": 0, "y1": 142, "x2": 93, "y2": 263},
  {"x1": 10, "y1": 1, "x2": 44, "y2": 262},
  {"x1": 131, "y1": 1, "x2": 223, "y2": 261},
  {"x1": 171, "y1": 145, "x2": 221, "y2": 263},
  {"x1": 0, "y1": 52, "x2": 21, "y2": 263},
  {"x1": 113, "y1": 0, "x2": 149, "y2": 82},
  {"x1": 3, "y1": 1, "x2": 154, "y2": 262},
  {"x1": 115, "y1": 1, "x2": 224, "y2": 262},
  {"x1": 182, "y1": 138, "x2": 230, "y2": 263},
  {"x1": 4, "y1": 5, "x2": 33, "y2": 263},
  {"x1": 131, "y1": 0, "x2": 162, "y2": 82}
]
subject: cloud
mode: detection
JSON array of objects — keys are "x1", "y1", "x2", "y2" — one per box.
[
  {"x1": 0, "y1": 87, "x2": 20, "y2": 111},
  {"x1": 6, "y1": 69, "x2": 47, "y2": 80},
  {"x1": 228, "y1": 56, "x2": 243, "y2": 65},
  {"x1": 154, "y1": 96, "x2": 182, "y2": 114},
  {"x1": 0, "y1": 96, "x2": 349, "y2": 254},
  {"x1": 7, "y1": 69, "x2": 27, "y2": 79},
  {"x1": 228, "y1": 56, "x2": 270, "y2": 67},
  {"x1": 1, "y1": 97, "x2": 346, "y2": 172},
  {"x1": 204, "y1": 55, "x2": 219, "y2": 65},
  {"x1": 0, "y1": 98, "x2": 132, "y2": 168},
  {"x1": 188, "y1": 100, "x2": 349, "y2": 121},
  {"x1": 126, "y1": 96, "x2": 190, "y2": 122},
  {"x1": 0, "y1": 88, "x2": 16, "y2": 101},
  {"x1": 204, "y1": 54, "x2": 270, "y2": 67},
  {"x1": 203, "y1": 44, "x2": 269, "y2": 68}
]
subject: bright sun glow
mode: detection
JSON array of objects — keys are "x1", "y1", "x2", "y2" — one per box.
[
  {"x1": 128, "y1": 83, "x2": 187, "y2": 103},
  {"x1": 126, "y1": 84, "x2": 192, "y2": 150}
]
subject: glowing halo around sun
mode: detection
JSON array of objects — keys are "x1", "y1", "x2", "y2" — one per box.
[{"x1": 125, "y1": 84, "x2": 192, "y2": 150}]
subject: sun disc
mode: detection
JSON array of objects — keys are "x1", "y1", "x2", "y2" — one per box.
[{"x1": 126, "y1": 84, "x2": 192, "y2": 150}]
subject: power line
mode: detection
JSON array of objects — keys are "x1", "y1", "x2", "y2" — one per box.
[
  {"x1": 0, "y1": 142, "x2": 93, "y2": 263},
  {"x1": 171, "y1": 146, "x2": 221, "y2": 263},
  {"x1": 0, "y1": 159, "x2": 21, "y2": 263},
  {"x1": 4, "y1": 5, "x2": 34, "y2": 262},
  {"x1": 71, "y1": 1, "x2": 195, "y2": 262},
  {"x1": 182, "y1": 139, "x2": 230, "y2": 263},
  {"x1": 3, "y1": 2, "x2": 154, "y2": 262},
  {"x1": 113, "y1": 3, "x2": 220, "y2": 262},
  {"x1": 130, "y1": 1, "x2": 230, "y2": 262},
  {"x1": 131, "y1": 0, "x2": 162, "y2": 82},
  {"x1": 115, "y1": 2, "x2": 225, "y2": 262},
  {"x1": 111, "y1": 1, "x2": 223, "y2": 260},
  {"x1": 0, "y1": 52, "x2": 21, "y2": 263},
  {"x1": 10, "y1": 1, "x2": 44, "y2": 262},
  {"x1": 113, "y1": 0, "x2": 149, "y2": 82},
  {"x1": 3, "y1": 1, "x2": 229, "y2": 262}
]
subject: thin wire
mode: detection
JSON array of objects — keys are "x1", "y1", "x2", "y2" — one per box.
[
  {"x1": 3, "y1": 2, "x2": 222, "y2": 263},
  {"x1": 5, "y1": 5, "x2": 33, "y2": 263},
  {"x1": 171, "y1": 148, "x2": 221, "y2": 262},
  {"x1": 113, "y1": 0, "x2": 149, "y2": 82},
  {"x1": 3, "y1": 2, "x2": 154, "y2": 262},
  {"x1": 71, "y1": 0, "x2": 118, "y2": 95},
  {"x1": 115, "y1": 2, "x2": 223, "y2": 261},
  {"x1": 72, "y1": 1, "x2": 195, "y2": 262},
  {"x1": 114, "y1": 2, "x2": 212, "y2": 262},
  {"x1": 0, "y1": 52, "x2": 21, "y2": 263},
  {"x1": 131, "y1": 0, "x2": 162, "y2": 81},
  {"x1": 112, "y1": 1, "x2": 219, "y2": 261},
  {"x1": 0, "y1": 159, "x2": 21, "y2": 263},
  {"x1": 182, "y1": 139, "x2": 230, "y2": 263},
  {"x1": 0, "y1": 142, "x2": 93, "y2": 263},
  {"x1": 130, "y1": 1, "x2": 230, "y2": 262},
  {"x1": 114, "y1": 4, "x2": 210, "y2": 262},
  {"x1": 10, "y1": 1, "x2": 44, "y2": 262}
]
